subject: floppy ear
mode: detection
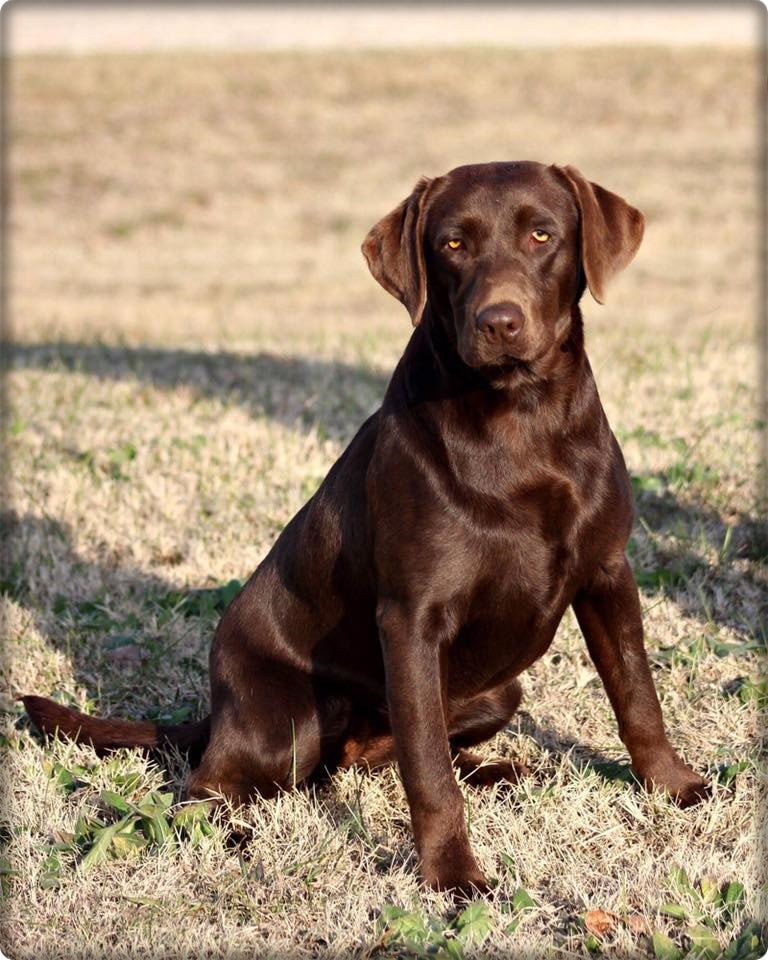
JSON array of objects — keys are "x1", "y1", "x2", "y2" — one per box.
[
  {"x1": 362, "y1": 177, "x2": 435, "y2": 325},
  {"x1": 558, "y1": 165, "x2": 645, "y2": 304}
]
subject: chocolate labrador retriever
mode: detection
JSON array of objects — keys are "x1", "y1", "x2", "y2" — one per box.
[{"x1": 24, "y1": 161, "x2": 708, "y2": 895}]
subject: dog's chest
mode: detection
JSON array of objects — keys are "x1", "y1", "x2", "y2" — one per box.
[
  {"x1": 437, "y1": 435, "x2": 621, "y2": 688},
  {"x1": 442, "y1": 479, "x2": 591, "y2": 692},
  {"x1": 454, "y1": 435, "x2": 597, "y2": 549},
  {"x1": 443, "y1": 437, "x2": 609, "y2": 604},
  {"x1": 373, "y1": 400, "x2": 618, "y2": 605},
  {"x1": 474, "y1": 477, "x2": 587, "y2": 599}
]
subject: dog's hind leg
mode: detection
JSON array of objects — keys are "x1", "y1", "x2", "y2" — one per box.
[
  {"x1": 186, "y1": 658, "x2": 324, "y2": 805},
  {"x1": 448, "y1": 678, "x2": 529, "y2": 786},
  {"x1": 336, "y1": 678, "x2": 527, "y2": 786}
]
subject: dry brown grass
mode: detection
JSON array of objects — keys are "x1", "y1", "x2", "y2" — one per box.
[{"x1": 1, "y1": 46, "x2": 765, "y2": 959}]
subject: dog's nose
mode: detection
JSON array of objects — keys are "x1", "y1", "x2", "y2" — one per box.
[{"x1": 475, "y1": 302, "x2": 524, "y2": 342}]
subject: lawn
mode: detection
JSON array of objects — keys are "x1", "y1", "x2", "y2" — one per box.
[{"x1": 1, "y1": 46, "x2": 765, "y2": 958}]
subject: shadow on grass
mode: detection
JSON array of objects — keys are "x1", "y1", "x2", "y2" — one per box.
[
  {"x1": 629, "y1": 483, "x2": 767, "y2": 642},
  {"x1": 4, "y1": 341, "x2": 766, "y2": 735},
  {"x1": 12, "y1": 340, "x2": 390, "y2": 441},
  {"x1": 4, "y1": 487, "x2": 765, "y2": 739},
  {"x1": 1, "y1": 509, "x2": 649, "y2": 826},
  {"x1": 2, "y1": 492, "x2": 762, "y2": 923},
  {"x1": 1, "y1": 512, "x2": 212, "y2": 721},
  {"x1": 3, "y1": 492, "x2": 766, "y2": 725},
  {"x1": 12, "y1": 339, "x2": 767, "y2": 611}
]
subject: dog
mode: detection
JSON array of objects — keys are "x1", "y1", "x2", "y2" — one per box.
[{"x1": 24, "y1": 161, "x2": 709, "y2": 896}]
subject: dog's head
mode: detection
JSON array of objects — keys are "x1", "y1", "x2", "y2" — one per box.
[{"x1": 362, "y1": 161, "x2": 644, "y2": 380}]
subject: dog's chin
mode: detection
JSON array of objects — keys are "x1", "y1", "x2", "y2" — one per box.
[
  {"x1": 461, "y1": 350, "x2": 536, "y2": 389},
  {"x1": 482, "y1": 361, "x2": 537, "y2": 390}
]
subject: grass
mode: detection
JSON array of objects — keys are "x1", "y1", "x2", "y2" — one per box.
[{"x1": 1, "y1": 45, "x2": 766, "y2": 959}]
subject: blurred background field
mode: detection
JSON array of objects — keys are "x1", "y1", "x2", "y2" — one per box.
[{"x1": 1, "y1": 4, "x2": 766, "y2": 958}]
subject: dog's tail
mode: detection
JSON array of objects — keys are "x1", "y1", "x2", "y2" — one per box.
[{"x1": 22, "y1": 695, "x2": 211, "y2": 756}]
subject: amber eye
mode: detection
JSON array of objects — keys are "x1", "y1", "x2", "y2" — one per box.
[
  {"x1": 531, "y1": 229, "x2": 551, "y2": 243},
  {"x1": 446, "y1": 239, "x2": 464, "y2": 250}
]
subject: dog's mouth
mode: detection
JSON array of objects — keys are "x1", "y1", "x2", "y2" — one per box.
[
  {"x1": 495, "y1": 353, "x2": 528, "y2": 367},
  {"x1": 458, "y1": 331, "x2": 537, "y2": 370},
  {"x1": 480, "y1": 356, "x2": 536, "y2": 381},
  {"x1": 455, "y1": 323, "x2": 554, "y2": 380},
  {"x1": 456, "y1": 341, "x2": 550, "y2": 390},
  {"x1": 463, "y1": 350, "x2": 532, "y2": 373}
]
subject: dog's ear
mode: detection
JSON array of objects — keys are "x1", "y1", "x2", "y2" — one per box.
[
  {"x1": 362, "y1": 177, "x2": 435, "y2": 325},
  {"x1": 557, "y1": 165, "x2": 645, "y2": 304}
]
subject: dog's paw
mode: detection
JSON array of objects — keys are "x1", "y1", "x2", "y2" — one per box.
[
  {"x1": 465, "y1": 759, "x2": 529, "y2": 788},
  {"x1": 455, "y1": 750, "x2": 530, "y2": 789},
  {"x1": 640, "y1": 756, "x2": 710, "y2": 807},
  {"x1": 450, "y1": 874, "x2": 491, "y2": 902},
  {"x1": 671, "y1": 772, "x2": 710, "y2": 808},
  {"x1": 426, "y1": 868, "x2": 490, "y2": 900},
  {"x1": 422, "y1": 847, "x2": 489, "y2": 898}
]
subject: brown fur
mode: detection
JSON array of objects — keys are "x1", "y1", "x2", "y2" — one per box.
[{"x1": 24, "y1": 161, "x2": 708, "y2": 896}]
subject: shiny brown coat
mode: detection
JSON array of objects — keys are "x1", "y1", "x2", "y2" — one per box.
[{"x1": 25, "y1": 161, "x2": 708, "y2": 895}]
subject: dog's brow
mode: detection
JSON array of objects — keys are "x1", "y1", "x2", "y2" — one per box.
[
  {"x1": 435, "y1": 214, "x2": 487, "y2": 239},
  {"x1": 513, "y1": 204, "x2": 562, "y2": 228}
]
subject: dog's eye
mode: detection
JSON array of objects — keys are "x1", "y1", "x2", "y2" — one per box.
[
  {"x1": 531, "y1": 229, "x2": 551, "y2": 243},
  {"x1": 446, "y1": 239, "x2": 464, "y2": 250}
]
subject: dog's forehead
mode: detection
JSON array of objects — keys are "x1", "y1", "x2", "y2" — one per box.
[{"x1": 428, "y1": 162, "x2": 573, "y2": 222}]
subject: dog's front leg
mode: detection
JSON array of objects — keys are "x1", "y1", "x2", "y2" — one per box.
[
  {"x1": 573, "y1": 555, "x2": 709, "y2": 806},
  {"x1": 377, "y1": 602, "x2": 487, "y2": 895}
]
